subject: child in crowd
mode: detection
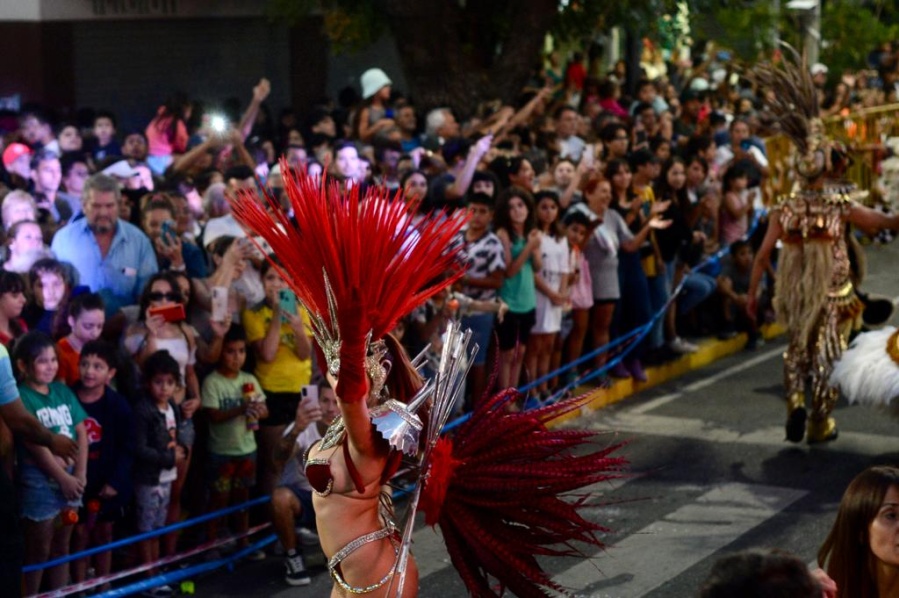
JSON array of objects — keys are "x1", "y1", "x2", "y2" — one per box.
[
  {"x1": 88, "y1": 111, "x2": 122, "y2": 163},
  {"x1": 56, "y1": 292, "x2": 106, "y2": 385},
  {"x1": 0, "y1": 270, "x2": 27, "y2": 347},
  {"x1": 133, "y1": 350, "x2": 187, "y2": 598},
  {"x1": 145, "y1": 94, "x2": 191, "y2": 176},
  {"x1": 561, "y1": 210, "x2": 594, "y2": 387},
  {"x1": 355, "y1": 68, "x2": 395, "y2": 143},
  {"x1": 14, "y1": 331, "x2": 88, "y2": 594},
  {"x1": 693, "y1": 186, "x2": 721, "y2": 271},
  {"x1": 24, "y1": 258, "x2": 71, "y2": 336},
  {"x1": 3, "y1": 219, "x2": 47, "y2": 274},
  {"x1": 125, "y1": 273, "x2": 201, "y2": 557},
  {"x1": 716, "y1": 239, "x2": 764, "y2": 349},
  {"x1": 453, "y1": 192, "x2": 506, "y2": 408},
  {"x1": 526, "y1": 191, "x2": 570, "y2": 402},
  {"x1": 494, "y1": 187, "x2": 542, "y2": 392},
  {"x1": 201, "y1": 324, "x2": 268, "y2": 558},
  {"x1": 70, "y1": 340, "x2": 133, "y2": 589},
  {"x1": 719, "y1": 166, "x2": 752, "y2": 246}
]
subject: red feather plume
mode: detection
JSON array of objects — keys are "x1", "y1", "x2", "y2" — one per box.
[
  {"x1": 228, "y1": 163, "x2": 467, "y2": 344},
  {"x1": 422, "y1": 389, "x2": 629, "y2": 597}
]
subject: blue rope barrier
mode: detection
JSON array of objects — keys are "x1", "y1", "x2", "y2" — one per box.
[
  {"x1": 23, "y1": 496, "x2": 272, "y2": 573},
  {"x1": 94, "y1": 533, "x2": 276, "y2": 597}
]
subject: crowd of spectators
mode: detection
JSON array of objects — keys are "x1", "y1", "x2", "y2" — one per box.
[{"x1": 1, "y1": 38, "x2": 898, "y2": 596}]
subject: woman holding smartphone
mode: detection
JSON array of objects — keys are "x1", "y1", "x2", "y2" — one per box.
[
  {"x1": 123, "y1": 271, "x2": 201, "y2": 556},
  {"x1": 242, "y1": 256, "x2": 312, "y2": 496}
]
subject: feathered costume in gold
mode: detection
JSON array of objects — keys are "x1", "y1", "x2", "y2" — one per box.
[{"x1": 749, "y1": 47, "x2": 863, "y2": 443}]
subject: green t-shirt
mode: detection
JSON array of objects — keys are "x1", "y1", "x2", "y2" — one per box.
[
  {"x1": 18, "y1": 381, "x2": 87, "y2": 440},
  {"x1": 499, "y1": 236, "x2": 537, "y2": 313},
  {"x1": 201, "y1": 370, "x2": 264, "y2": 456}
]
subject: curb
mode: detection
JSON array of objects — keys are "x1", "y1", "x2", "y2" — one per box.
[{"x1": 552, "y1": 323, "x2": 786, "y2": 427}]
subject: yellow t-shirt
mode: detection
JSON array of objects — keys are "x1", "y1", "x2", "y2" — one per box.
[
  {"x1": 242, "y1": 303, "x2": 312, "y2": 392},
  {"x1": 636, "y1": 185, "x2": 662, "y2": 278}
]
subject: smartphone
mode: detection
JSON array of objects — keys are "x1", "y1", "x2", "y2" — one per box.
[
  {"x1": 278, "y1": 288, "x2": 297, "y2": 321},
  {"x1": 211, "y1": 286, "x2": 228, "y2": 323},
  {"x1": 583, "y1": 144, "x2": 595, "y2": 168},
  {"x1": 301, "y1": 385, "x2": 319, "y2": 405},
  {"x1": 161, "y1": 220, "x2": 176, "y2": 246},
  {"x1": 148, "y1": 303, "x2": 186, "y2": 323}
]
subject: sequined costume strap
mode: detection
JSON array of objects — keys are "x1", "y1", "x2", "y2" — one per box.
[{"x1": 328, "y1": 527, "x2": 399, "y2": 594}]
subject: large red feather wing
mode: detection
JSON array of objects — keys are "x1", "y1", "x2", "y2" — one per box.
[{"x1": 422, "y1": 390, "x2": 629, "y2": 597}]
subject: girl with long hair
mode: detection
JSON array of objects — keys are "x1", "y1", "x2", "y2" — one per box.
[
  {"x1": 653, "y1": 156, "x2": 716, "y2": 351},
  {"x1": 603, "y1": 160, "x2": 655, "y2": 379},
  {"x1": 525, "y1": 191, "x2": 569, "y2": 401},
  {"x1": 818, "y1": 466, "x2": 899, "y2": 597},
  {"x1": 494, "y1": 187, "x2": 542, "y2": 392}
]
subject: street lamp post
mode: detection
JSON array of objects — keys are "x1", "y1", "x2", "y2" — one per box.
[{"x1": 786, "y1": 0, "x2": 821, "y2": 65}]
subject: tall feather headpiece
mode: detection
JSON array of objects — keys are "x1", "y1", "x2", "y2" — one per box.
[
  {"x1": 748, "y1": 43, "x2": 820, "y2": 156},
  {"x1": 748, "y1": 44, "x2": 832, "y2": 179},
  {"x1": 229, "y1": 164, "x2": 467, "y2": 381}
]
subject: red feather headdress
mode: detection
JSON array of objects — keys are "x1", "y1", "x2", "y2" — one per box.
[{"x1": 229, "y1": 164, "x2": 467, "y2": 388}]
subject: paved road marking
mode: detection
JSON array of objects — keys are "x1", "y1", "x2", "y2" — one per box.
[
  {"x1": 593, "y1": 413, "x2": 899, "y2": 455},
  {"x1": 630, "y1": 347, "x2": 782, "y2": 415},
  {"x1": 552, "y1": 483, "x2": 806, "y2": 597},
  {"x1": 415, "y1": 478, "x2": 635, "y2": 580}
]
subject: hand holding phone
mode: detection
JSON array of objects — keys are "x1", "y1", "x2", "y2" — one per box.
[
  {"x1": 211, "y1": 286, "x2": 229, "y2": 323},
  {"x1": 278, "y1": 288, "x2": 298, "y2": 322},
  {"x1": 161, "y1": 220, "x2": 176, "y2": 246}
]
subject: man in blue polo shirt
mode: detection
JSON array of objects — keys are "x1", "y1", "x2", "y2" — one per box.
[
  {"x1": 50, "y1": 173, "x2": 157, "y2": 315},
  {"x1": 0, "y1": 344, "x2": 78, "y2": 597}
]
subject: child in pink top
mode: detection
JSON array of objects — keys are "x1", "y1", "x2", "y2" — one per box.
[
  {"x1": 562, "y1": 210, "x2": 594, "y2": 386},
  {"x1": 145, "y1": 94, "x2": 191, "y2": 176}
]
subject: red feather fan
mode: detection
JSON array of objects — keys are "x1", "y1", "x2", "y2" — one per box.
[
  {"x1": 229, "y1": 162, "x2": 467, "y2": 361},
  {"x1": 421, "y1": 389, "x2": 629, "y2": 597}
]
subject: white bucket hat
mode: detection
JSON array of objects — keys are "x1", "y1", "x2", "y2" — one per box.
[{"x1": 361, "y1": 68, "x2": 392, "y2": 100}]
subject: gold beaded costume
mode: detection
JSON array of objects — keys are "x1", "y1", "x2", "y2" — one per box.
[
  {"x1": 749, "y1": 47, "x2": 876, "y2": 443},
  {"x1": 773, "y1": 187, "x2": 863, "y2": 442}
]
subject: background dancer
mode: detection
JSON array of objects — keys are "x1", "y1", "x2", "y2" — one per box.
[{"x1": 748, "y1": 49, "x2": 899, "y2": 444}]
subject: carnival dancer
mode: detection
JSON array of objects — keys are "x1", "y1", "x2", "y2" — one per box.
[
  {"x1": 748, "y1": 49, "x2": 899, "y2": 444},
  {"x1": 230, "y1": 166, "x2": 628, "y2": 596}
]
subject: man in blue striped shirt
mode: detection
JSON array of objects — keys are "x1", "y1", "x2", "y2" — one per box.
[{"x1": 51, "y1": 173, "x2": 158, "y2": 315}]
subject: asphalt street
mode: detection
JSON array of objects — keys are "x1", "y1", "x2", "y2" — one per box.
[{"x1": 189, "y1": 237, "x2": 899, "y2": 597}]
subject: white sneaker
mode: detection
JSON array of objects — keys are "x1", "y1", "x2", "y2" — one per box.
[
  {"x1": 141, "y1": 585, "x2": 174, "y2": 598},
  {"x1": 669, "y1": 337, "x2": 699, "y2": 354},
  {"x1": 285, "y1": 552, "x2": 311, "y2": 586}
]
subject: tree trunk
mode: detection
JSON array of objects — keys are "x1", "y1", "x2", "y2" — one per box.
[{"x1": 383, "y1": 0, "x2": 557, "y2": 118}]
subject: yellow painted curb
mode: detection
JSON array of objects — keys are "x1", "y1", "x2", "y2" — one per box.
[{"x1": 550, "y1": 323, "x2": 786, "y2": 427}]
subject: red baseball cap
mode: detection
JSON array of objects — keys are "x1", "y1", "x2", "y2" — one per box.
[{"x1": 2, "y1": 143, "x2": 32, "y2": 168}]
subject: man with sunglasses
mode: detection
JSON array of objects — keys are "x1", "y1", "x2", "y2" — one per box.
[{"x1": 50, "y1": 173, "x2": 158, "y2": 318}]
